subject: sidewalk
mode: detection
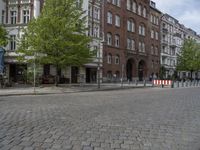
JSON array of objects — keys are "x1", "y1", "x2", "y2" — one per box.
[{"x1": 0, "y1": 82, "x2": 153, "y2": 96}]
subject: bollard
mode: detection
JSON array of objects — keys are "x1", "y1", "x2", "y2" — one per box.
[
  {"x1": 161, "y1": 84, "x2": 164, "y2": 88},
  {"x1": 144, "y1": 80, "x2": 146, "y2": 87},
  {"x1": 181, "y1": 81, "x2": 184, "y2": 87},
  {"x1": 171, "y1": 81, "x2": 174, "y2": 88},
  {"x1": 135, "y1": 80, "x2": 138, "y2": 86},
  {"x1": 177, "y1": 81, "x2": 179, "y2": 88}
]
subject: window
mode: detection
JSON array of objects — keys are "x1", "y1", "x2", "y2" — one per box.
[
  {"x1": 155, "y1": 32, "x2": 159, "y2": 40},
  {"x1": 94, "y1": 7, "x2": 99, "y2": 20},
  {"x1": 115, "y1": 0, "x2": 120, "y2": 6},
  {"x1": 1, "y1": 10, "x2": 5, "y2": 24},
  {"x1": 132, "y1": 1, "x2": 136, "y2": 13},
  {"x1": 156, "y1": 17, "x2": 159, "y2": 25},
  {"x1": 139, "y1": 24, "x2": 145, "y2": 36},
  {"x1": 138, "y1": 4, "x2": 142, "y2": 16},
  {"x1": 142, "y1": 42, "x2": 145, "y2": 52},
  {"x1": 10, "y1": 11, "x2": 17, "y2": 24},
  {"x1": 127, "y1": 38, "x2": 135, "y2": 50},
  {"x1": 151, "y1": 45, "x2": 154, "y2": 54},
  {"x1": 107, "y1": 54, "x2": 112, "y2": 64},
  {"x1": 151, "y1": 30, "x2": 154, "y2": 39},
  {"x1": 131, "y1": 39, "x2": 135, "y2": 50},
  {"x1": 127, "y1": 0, "x2": 131, "y2": 10},
  {"x1": 150, "y1": 14, "x2": 153, "y2": 23},
  {"x1": 93, "y1": 26, "x2": 99, "y2": 38},
  {"x1": 107, "y1": 33, "x2": 112, "y2": 45},
  {"x1": 115, "y1": 55, "x2": 120, "y2": 64},
  {"x1": 115, "y1": 35, "x2": 120, "y2": 47},
  {"x1": 10, "y1": 35, "x2": 16, "y2": 50},
  {"x1": 143, "y1": 7, "x2": 147, "y2": 18},
  {"x1": 139, "y1": 42, "x2": 145, "y2": 52},
  {"x1": 127, "y1": 20, "x2": 135, "y2": 32},
  {"x1": 155, "y1": 46, "x2": 158, "y2": 55},
  {"x1": 23, "y1": 10, "x2": 30, "y2": 24},
  {"x1": 139, "y1": 42, "x2": 142, "y2": 52},
  {"x1": 112, "y1": 0, "x2": 120, "y2": 6},
  {"x1": 115, "y1": 15, "x2": 120, "y2": 27},
  {"x1": 107, "y1": 12, "x2": 112, "y2": 24}
]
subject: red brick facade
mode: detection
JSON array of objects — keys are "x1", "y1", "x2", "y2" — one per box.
[{"x1": 102, "y1": 0, "x2": 161, "y2": 81}]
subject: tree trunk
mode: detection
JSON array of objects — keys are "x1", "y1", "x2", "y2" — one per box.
[{"x1": 55, "y1": 65, "x2": 58, "y2": 87}]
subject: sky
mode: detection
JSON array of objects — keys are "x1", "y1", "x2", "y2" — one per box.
[{"x1": 153, "y1": 0, "x2": 200, "y2": 34}]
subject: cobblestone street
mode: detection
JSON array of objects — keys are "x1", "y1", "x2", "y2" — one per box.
[{"x1": 0, "y1": 88, "x2": 200, "y2": 150}]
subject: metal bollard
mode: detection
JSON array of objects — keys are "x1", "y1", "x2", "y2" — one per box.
[
  {"x1": 177, "y1": 81, "x2": 179, "y2": 88},
  {"x1": 144, "y1": 80, "x2": 146, "y2": 87},
  {"x1": 181, "y1": 81, "x2": 184, "y2": 87},
  {"x1": 135, "y1": 80, "x2": 138, "y2": 86},
  {"x1": 171, "y1": 81, "x2": 174, "y2": 88}
]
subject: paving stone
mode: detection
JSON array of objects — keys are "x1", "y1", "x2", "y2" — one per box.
[{"x1": 0, "y1": 88, "x2": 200, "y2": 150}]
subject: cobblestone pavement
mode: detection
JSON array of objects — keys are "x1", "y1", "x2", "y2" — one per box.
[{"x1": 0, "y1": 88, "x2": 200, "y2": 150}]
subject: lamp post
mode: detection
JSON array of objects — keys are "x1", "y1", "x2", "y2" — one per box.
[
  {"x1": 33, "y1": 52, "x2": 36, "y2": 93},
  {"x1": 97, "y1": 39, "x2": 102, "y2": 89}
]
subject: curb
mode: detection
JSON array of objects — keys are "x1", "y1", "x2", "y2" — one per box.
[{"x1": 0, "y1": 86, "x2": 153, "y2": 97}]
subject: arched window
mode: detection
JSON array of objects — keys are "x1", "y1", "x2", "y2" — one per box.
[
  {"x1": 138, "y1": 4, "x2": 142, "y2": 16},
  {"x1": 143, "y1": 7, "x2": 147, "y2": 18},
  {"x1": 107, "y1": 53, "x2": 112, "y2": 64},
  {"x1": 107, "y1": 33, "x2": 112, "y2": 45},
  {"x1": 115, "y1": 55, "x2": 120, "y2": 64},
  {"x1": 115, "y1": 15, "x2": 120, "y2": 27},
  {"x1": 127, "y1": 19, "x2": 135, "y2": 32},
  {"x1": 115, "y1": 35, "x2": 120, "y2": 47},
  {"x1": 127, "y1": 0, "x2": 131, "y2": 10},
  {"x1": 139, "y1": 24, "x2": 145, "y2": 36},
  {"x1": 107, "y1": 11, "x2": 112, "y2": 24},
  {"x1": 127, "y1": 38, "x2": 135, "y2": 50},
  {"x1": 132, "y1": 1, "x2": 137, "y2": 13}
]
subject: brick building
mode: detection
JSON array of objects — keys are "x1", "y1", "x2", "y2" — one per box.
[{"x1": 102, "y1": 0, "x2": 161, "y2": 82}]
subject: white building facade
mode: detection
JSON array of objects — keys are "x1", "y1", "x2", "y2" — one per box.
[
  {"x1": 2, "y1": 0, "x2": 102, "y2": 84},
  {"x1": 161, "y1": 13, "x2": 200, "y2": 80},
  {"x1": 160, "y1": 14, "x2": 184, "y2": 79}
]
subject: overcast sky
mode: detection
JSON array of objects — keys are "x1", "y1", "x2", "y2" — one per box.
[{"x1": 153, "y1": 0, "x2": 200, "y2": 34}]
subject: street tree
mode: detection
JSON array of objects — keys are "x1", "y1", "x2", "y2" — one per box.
[
  {"x1": 177, "y1": 39, "x2": 200, "y2": 79},
  {"x1": 17, "y1": 0, "x2": 93, "y2": 86},
  {"x1": 0, "y1": 25, "x2": 8, "y2": 47}
]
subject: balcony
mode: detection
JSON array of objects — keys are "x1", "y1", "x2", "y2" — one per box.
[
  {"x1": 162, "y1": 28, "x2": 168, "y2": 34},
  {"x1": 162, "y1": 40, "x2": 168, "y2": 45},
  {"x1": 126, "y1": 49, "x2": 136, "y2": 55},
  {"x1": 174, "y1": 32, "x2": 182, "y2": 38},
  {"x1": 170, "y1": 42, "x2": 177, "y2": 48}
]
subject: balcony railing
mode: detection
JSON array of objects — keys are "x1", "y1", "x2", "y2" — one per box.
[
  {"x1": 9, "y1": 0, "x2": 18, "y2": 5},
  {"x1": 162, "y1": 28, "x2": 168, "y2": 33},
  {"x1": 21, "y1": 0, "x2": 31, "y2": 4}
]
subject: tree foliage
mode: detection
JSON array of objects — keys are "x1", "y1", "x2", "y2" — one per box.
[
  {"x1": 177, "y1": 39, "x2": 200, "y2": 73},
  {"x1": 17, "y1": 0, "x2": 93, "y2": 85},
  {"x1": 0, "y1": 25, "x2": 8, "y2": 47}
]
